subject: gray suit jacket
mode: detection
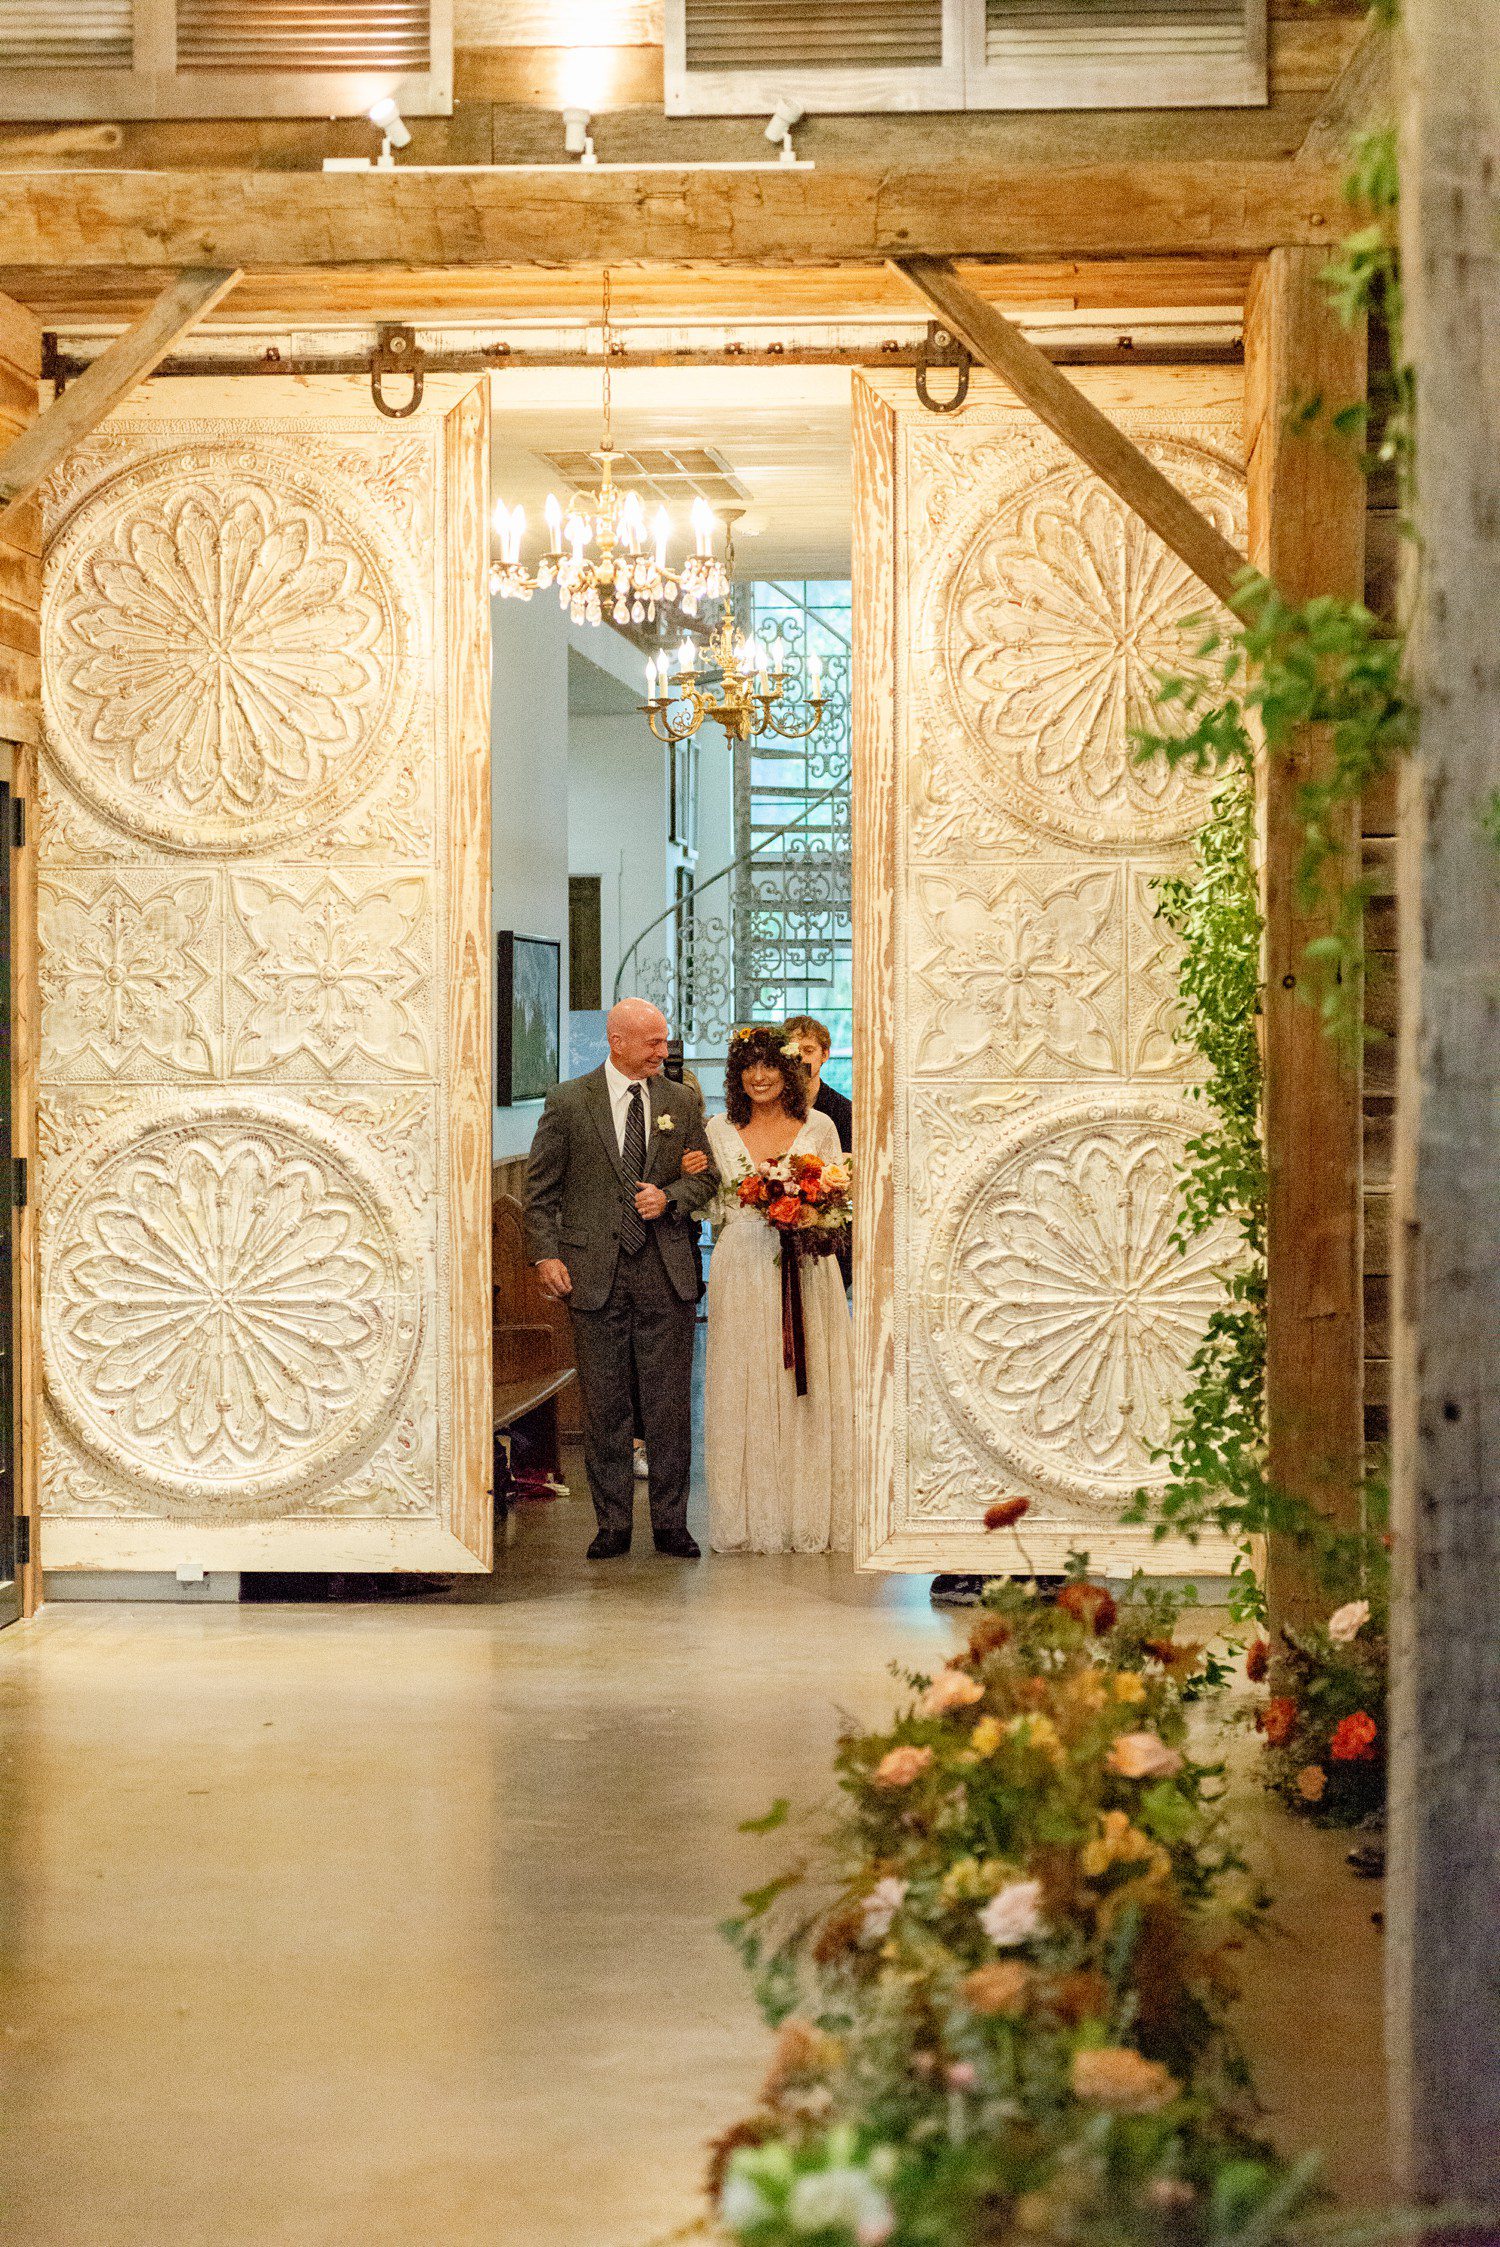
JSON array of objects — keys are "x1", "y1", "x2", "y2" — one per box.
[{"x1": 523, "y1": 1066, "x2": 720, "y2": 1312}]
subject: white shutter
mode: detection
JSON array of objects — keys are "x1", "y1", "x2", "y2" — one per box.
[
  {"x1": 665, "y1": 0, "x2": 1265, "y2": 112},
  {"x1": 177, "y1": 0, "x2": 432, "y2": 73},
  {"x1": 665, "y1": 0, "x2": 965, "y2": 114},
  {"x1": 0, "y1": 0, "x2": 451, "y2": 116},
  {"x1": 0, "y1": 0, "x2": 132, "y2": 66},
  {"x1": 969, "y1": 0, "x2": 1265, "y2": 107}
]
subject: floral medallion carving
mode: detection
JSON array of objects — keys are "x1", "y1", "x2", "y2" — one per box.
[
  {"x1": 229, "y1": 873, "x2": 431, "y2": 1078},
  {"x1": 920, "y1": 440, "x2": 1244, "y2": 853},
  {"x1": 42, "y1": 1101, "x2": 422, "y2": 1517},
  {"x1": 43, "y1": 444, "x2": 421, "y2": 854},
  {"x1": 911, "y1": 866, "x2": 1122, "y2": 1078},
  {"x1": 920, "y1": 1095, "x2": 1238, "y2": 1511},
  {"x1": 40, "y1": 873, "x2": 218, "y2": 1079}
]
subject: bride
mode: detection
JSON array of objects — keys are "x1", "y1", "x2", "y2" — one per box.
[{"x1": 700, "y1": 1026, "x2": 855, "y2": 1554}]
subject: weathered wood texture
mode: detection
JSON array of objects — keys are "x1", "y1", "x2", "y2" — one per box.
[
  {"x1": 443, "y1": 378, "x2": 495, "y2": 1569},
  {"x1": 1297, "y1": 14, "x2": 1392, "y2": 163},
  {"x1": 0, "y1": 254, "x2": 1257, "y2": 331},
  {"x1": 0, "y1": 289, "x2": 40, "y2": 1617},
  {"x1": 0, "y1": 161, "x2": 1347, "y2": 272},
  {"x1": 850, "y1": 377, "x2": 898, "y2": 1567},
  {"x1": 37, "y1": 388, "x2": 492, "y2": 1573},
  {"x1": 1245, "y1": 249, "x2": 1367, "y2": 1628},
  {"x1": 896, "y1": 257, "x2": 1250, "y2": 608},
  {"x1": 0, "y1": 268, "x2": 240, "y2": 518},
  {"x1": 852, "y1": 363, "x2": 1244, "y2": 1576},
  {"x1": 1387, "y1": 0, "x2": 1500, "y2": 2201}
]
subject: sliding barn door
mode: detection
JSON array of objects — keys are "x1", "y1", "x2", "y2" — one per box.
[
  {"x1": 37, "y1": 387, "x2": 492, "y2": 1573},
  {"x1": 853, "y1": 367, "x2": 1242, "y2": 1575}
]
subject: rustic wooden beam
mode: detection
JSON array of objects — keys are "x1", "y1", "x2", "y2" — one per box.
[
  {"x1": 1244, "y1": 248, "x2": 1366, "y2": 1631},
  {"x1": 0, "y1": 266, "x2": 239, "y2": 516},
  {"x1": 1387, "y1": 0, "x2": 1500, "y2": 2203},
  {"x1": 894, "y1": 254, "x2": 1250, "y2": 607},
  {"x1": 0, "y1": 161, "x2": 1346, "y2": 272},
  {"x1": 1297, "y1": 15, "x2": 1392, "y2": 164}
]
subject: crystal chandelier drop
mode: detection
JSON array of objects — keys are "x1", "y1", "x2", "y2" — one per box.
[
  {"x1": 489, "y1": 271, "x2": 730, "y2": 629},
  {"x1": 642, "y1": 610, "x2": 826, "y2": 747}
]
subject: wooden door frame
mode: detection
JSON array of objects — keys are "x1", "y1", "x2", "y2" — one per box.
[{"x1": 1, "y1": 236, "x2": 1361, "y2": 1611}]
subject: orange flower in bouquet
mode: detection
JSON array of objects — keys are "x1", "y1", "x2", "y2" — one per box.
[{"x1": 739, "y1": 1151, "x2": 853, "y2": 1259}]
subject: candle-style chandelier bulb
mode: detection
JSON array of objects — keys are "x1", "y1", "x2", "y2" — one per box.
[{"x1": 487, "y1": 270, "x2": 731, "y2": 628}]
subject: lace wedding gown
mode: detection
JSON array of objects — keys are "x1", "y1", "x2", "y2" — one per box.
[{"x1": 704, "y1": 1109, "x2": 855, "y2": 1554}]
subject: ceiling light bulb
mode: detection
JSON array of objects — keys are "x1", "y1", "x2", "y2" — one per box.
[{"x1": 367, "y1": 96, "x2": 411, "y2": 148}]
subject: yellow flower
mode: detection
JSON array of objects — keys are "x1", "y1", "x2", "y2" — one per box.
[
  {"x1": 1065, "y1": 1669, "x2": 1109, "y2": 1715},
  {"x1": 1071, "y1": 2046, "x2": 1180, "y2": 2113},
  {"x1": 1081, "y1": 1809, "x2": 1170, "y2": 1886},
  {"x1": 1110, "y1": 1671, "x2": 1147, "y2": 1705},
  {"x1": 940, "y1": 1855, "x2": 994, "y2": 1904},
  {"x1": 1006, "y1": 1712, "x2": 1065, "y2": 1766},
  {"x1": 969, "y1": 1714, "x2": 1004, "y2": 1758}
]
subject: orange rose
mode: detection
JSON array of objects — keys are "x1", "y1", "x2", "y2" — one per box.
[
  {"x1": 1071, "y1": 2047, "x2": 1179, "y2": 2113},
  {"x1": 1329, "y1": 1710, "x2": 1379, "y2": 1762},
  {"x1": 1056, "y1": 1581, "x2": 1118, "y2": 1636},
  {"x1": 961, "y1": 1961, "x2": 1031, "y2": 2016},
  {"x1": 766, "y1": 1196, "x2": 801, "y2": 1227},
  {"x1": 1296, "y1": 1764, "x2": 1328, "y2": 1802},
  {"x1": 1258, "y1": 1696, "x2": 1298, "y2": 1746}
]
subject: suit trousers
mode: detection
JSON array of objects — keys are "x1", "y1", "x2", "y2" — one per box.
[{"x1": 569, "y1": 1232, "x2": 697, "y2": 1543}]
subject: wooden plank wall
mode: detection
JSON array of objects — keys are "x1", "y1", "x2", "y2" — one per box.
[
  {"x1": 0, "y1": 288, "x2": 39, "y2": 1616},
  {"x1": 1361, "y1": 321, "x2": 1400, "y2": 1465}
]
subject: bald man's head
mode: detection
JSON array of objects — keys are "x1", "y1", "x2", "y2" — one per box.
[{"x1": 606, "y1": 999, "x2": 671, "y2": 1080}]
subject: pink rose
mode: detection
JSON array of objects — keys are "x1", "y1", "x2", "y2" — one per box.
[
  {"x1": 979, "y1": 1878, "x2": 1046, "y2": 1948},
  {"x1": 1107, "y1": 1731, "x2": 1184, "y2": 1781},
  {"x1": 872, "y1": 1744, "x2": 933, "y2": 1789},
  {"x1": 920, "y1": 1667, "x2": 985, "y2": 1718}
]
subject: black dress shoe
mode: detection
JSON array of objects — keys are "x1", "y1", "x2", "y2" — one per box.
[
  {"x1": 587, "y1": 1531, "x2": 631, "y2": 1560},
  {"x1": 653, "y1": 1531, "x2": 701, "y2": 1559}
]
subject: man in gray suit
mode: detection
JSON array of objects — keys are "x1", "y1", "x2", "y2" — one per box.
[{"x1": 525, "y1": 999, "x2": 719, "y2": 1559}]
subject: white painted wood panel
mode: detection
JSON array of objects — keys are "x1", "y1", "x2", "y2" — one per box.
[
  {"x1": 37, "y1": 391, "x2": 492, "y2": 1572},
  {"x1": 853, "y1": 365, "x2": 1243, "y2": 1576}
]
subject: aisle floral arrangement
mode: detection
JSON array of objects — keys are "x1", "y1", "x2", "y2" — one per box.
[
  {"x1": 1247, "y1": 1593, "x2": 1388, "y2": 1828},
  {"x1": 713, "y1": 1566, "x2": 1323, "y2": 2247}
]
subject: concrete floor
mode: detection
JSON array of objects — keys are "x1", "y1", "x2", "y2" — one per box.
[{"x1": 0, "y1": 1475, "x2": 1387, "y2": 2247}]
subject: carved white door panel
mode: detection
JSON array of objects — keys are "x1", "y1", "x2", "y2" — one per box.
[
  {"x1": 37, "y1": 387, "x2": 492, "y2": 1572},
  {"x1": 853, "y1": 368, "x2": 1243, "y2": 1575}
]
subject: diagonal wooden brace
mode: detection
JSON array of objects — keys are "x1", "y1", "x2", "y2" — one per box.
[
  {"x1": 893, "y1": 254, "x2": 1252, "y2": 610},
  {"x1": 0, "y1": 266, "x2": 241, "y2": 521}
]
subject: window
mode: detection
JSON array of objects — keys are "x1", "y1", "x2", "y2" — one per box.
[
  {"x1": 0, "y1": 0, "x2": 451, "y2": 118},
  {"x1": 665, "y1": 0, "x2": 1266, "y2": 113}
]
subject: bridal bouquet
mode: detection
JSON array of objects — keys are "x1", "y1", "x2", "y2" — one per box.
[{"x1": 737, "y1": 1151, "x2": 852, "y2": 1260}]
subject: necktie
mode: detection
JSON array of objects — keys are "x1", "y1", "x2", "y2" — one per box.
[{"x1": 619, "y1": 1082, "x2": 647, "y2": 1255}]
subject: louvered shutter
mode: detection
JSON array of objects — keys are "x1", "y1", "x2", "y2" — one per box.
[
  {"x1": 177, "y1": 0, "x2": 432, "y2": 73},
  {"x1": 0, "y1": 0, "x2": 132, "y2": 66},
  {"x1": 0, "y1": 0, "x2": 450, "y2": 116},
  {"x1": 665, "y1": 0, "x2": 965, "y2": 114},
  {"x1": 665, "y1": 0, "x2": 1265, "y2": 112},
  {"x1": 968, "y1": 0, "x2": 1265, "y2": 107}
]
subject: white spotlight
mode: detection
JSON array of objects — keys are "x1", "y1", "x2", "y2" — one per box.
[
  {"x1": 764, "y1": 95, "x2": 806, "y2": 146},
  {"x1": 562, "y1": 105, "x2": 592, "y2": 156},
  {"x1": 367, "y1": 95, "x2": 411, "y2": 163}
]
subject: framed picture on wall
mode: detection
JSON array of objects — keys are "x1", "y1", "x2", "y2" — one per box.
[{"x1": 496, "y1": 932, "x2": 561, "y2": 1106}]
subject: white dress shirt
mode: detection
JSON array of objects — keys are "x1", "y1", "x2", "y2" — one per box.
[{"x1": 602, "y1": 1058, "x2": 652, "y2": 1159}]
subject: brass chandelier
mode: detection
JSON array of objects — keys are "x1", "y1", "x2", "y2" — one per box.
[
  {"x1": 489, "y1": 272, "x2": 730, "y2": 629},
  {"x1": 642, "y1": 604, "x2": 827, "y2": 748}
]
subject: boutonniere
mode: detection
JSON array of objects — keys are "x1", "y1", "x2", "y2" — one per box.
[{"x1": 656, "y1": 1113, "x2": 677, "y2": 1134}]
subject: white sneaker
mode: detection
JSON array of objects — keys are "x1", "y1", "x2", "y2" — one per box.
[{"x1": 633, "y1": 1443, "x2": 650, "y2": 1481}]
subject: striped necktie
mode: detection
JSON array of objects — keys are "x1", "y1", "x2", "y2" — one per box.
[{"x1": 619, "y1": 1082, "x2": 647, "y2": 1254}]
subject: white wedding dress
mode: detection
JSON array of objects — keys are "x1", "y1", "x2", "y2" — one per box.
[{"x1": 704, "y1": 1109, "x2": 855, "y2": 1554}]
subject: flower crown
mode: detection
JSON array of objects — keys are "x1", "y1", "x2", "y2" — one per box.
[{"x1": 730, "y1": 1024, "x2": 805, "y2": 1063}]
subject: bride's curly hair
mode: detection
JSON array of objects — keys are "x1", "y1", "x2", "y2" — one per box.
[{"x1": 724, "y1": 1024, "x2": 810, "y2": 1127}]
